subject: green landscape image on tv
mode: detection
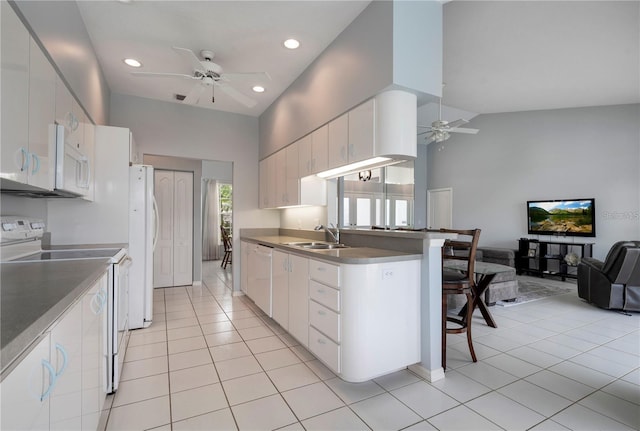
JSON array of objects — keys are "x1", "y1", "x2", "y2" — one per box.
[{"x1": 527, "y1": 199, "x2": 595, "y2": 237}]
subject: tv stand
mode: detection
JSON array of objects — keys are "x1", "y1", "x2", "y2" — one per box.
[{"x1": 517, "y1": 238, "x2": 593, "y2": 281}]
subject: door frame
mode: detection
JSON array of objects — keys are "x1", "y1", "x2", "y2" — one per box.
[{"x1": 427, "y1": 187, "x2": 453, "y2": 230}]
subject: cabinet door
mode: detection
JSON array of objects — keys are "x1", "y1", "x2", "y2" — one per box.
[
  {"x1": 348, "y1": 99, "x2": 375, "y2": 164},
  {"x1": 173, "y1": 171, "x2": 194, "y2": 287},
  {"x1": 285, "y1": 144, "x2": 299, "y2": 206},
  {"x1": 154, "y1": 170, "x2": 174, "y2": 288},
  {"x1": 297, "y1": 135, "x2": 312, "y2": 177},
  {"x1": 82, "y1": 274, "x2": 108, "y2": 431},
  {"x1": 0, "y1": 1, "x2": 30, "y2": 184},
  {"x1": 259, "y1": 159, "x2": 269, "y2": 208},
  {"x1": 274, "y1": 150, "x2": 287, "y2": 207},
  {"x1": 55, "y1": 75, "x2": 74, "y2": 134},
  {"x1": 50, "y1": 301, "x2": 83, "y2": 431},
  {"x1": 288, "y1": 254, "x2": 309, "y2": 347},
  {"x1": 327, "y1": 113, "x2": 349, "y2": 169},
  {"x1": 271, "y1": 250, "x2": 289, "y2": 330},
  {"x1": 311, "y1": 125, "x2": 329, "y2": 174},
  {"x1": 27, "y1": 37, "x2": 56, "y2": 191},
  {"x1": 0, "y1": 334, "x2": 52, "y2": 431}
]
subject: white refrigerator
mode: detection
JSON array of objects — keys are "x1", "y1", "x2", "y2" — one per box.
[{"x1": 129, "y1": 165, "x2": 157, "y2": 329}]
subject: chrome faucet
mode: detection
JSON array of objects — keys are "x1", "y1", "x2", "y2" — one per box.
[{"x1": 314, "y1": 223, "x2": 340, "y2": 244}]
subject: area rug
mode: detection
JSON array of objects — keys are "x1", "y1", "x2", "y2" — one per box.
[{"x1": 495, "y1": 275, "x2": 577, "y2": 307}]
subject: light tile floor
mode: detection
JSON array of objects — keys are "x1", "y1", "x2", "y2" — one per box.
[{"x1": 102, "y1": 261, "x2": 639, "y2": 430}]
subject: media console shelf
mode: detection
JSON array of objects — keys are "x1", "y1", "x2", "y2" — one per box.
[{"x1": 517, "y1": 238, "x2": 593, "y2": 281}]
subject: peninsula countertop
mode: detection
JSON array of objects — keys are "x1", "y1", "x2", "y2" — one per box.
[
  {"x1": 1, "y1": 259, "x2": 110, "y2": 374},
  {"x1": 240, "y1": 234, "x2": 422, "y2": 264}
]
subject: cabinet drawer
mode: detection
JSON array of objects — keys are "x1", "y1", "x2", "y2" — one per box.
[
  {"x1": 309, "y1": 326, "x2": 340, "y2": 373},
  {"x1": 309, "y1": 280, "x2": 340, "y2": 312},
  {"x1": 309, "y1": 260, "x2": 339, "y2": 288},
  {"x1": 309, "y1": 300, "x2": 340, "y2": 342}
]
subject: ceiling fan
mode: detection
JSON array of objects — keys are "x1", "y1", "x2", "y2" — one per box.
[
  {"x1": 417, "y1": 86, "x2": 479, "y2": 143},
  {"x1": 131, "y1": 46, "x2": 270, "y2": 108}
]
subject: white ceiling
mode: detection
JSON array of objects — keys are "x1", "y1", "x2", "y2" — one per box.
[
  {"x1": 76, "y1": 1, "x2": 370, "y2": 117},
  {"x1": 76, "y1": 1, "x2": 639, "y2": 118}
]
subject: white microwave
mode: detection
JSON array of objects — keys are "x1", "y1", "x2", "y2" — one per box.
[{"x1": 54, "y1": 124, "x2": 90, "y2": 197}]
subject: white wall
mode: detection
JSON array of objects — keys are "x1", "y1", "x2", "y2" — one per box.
[
  {"x1": 109, "y1": 93, "x2": 280, "y2": 290},
  {"x1": 259, "y1": 1, "x2": 443, "y2": 158},
  {"x1": 427, "y1": 103, "x2": 640, "y2": 260},
  {"x1": 202, "y1": 160, "x2": 232, "y2": 183}
]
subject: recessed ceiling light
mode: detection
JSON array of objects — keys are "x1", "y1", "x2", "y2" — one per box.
[
  {"x1": 252, "y1": 86, "x2": 265, "y2": 93},
  {"x1": 123, "y1": 58, "x2": 142, "y2": 68},
  {"x1": 283, "y1": 39, "x2": 300, "y2": 49}
]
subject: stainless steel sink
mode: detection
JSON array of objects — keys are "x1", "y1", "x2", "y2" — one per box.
[
  {"x1": 285, "y1": 241, "x2": 349, "y2": 250},
  {"x1": 303, "y1": 243, "x2": 349, "y2": 250}
]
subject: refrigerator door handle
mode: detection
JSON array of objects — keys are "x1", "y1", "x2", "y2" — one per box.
[{"x1": 152, "y1": 195, "x2": 160, "y2": 251}]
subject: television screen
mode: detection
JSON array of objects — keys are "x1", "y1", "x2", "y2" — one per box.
[{"x1": 527, "y1": 199, "x2": 595, "y2": 237}]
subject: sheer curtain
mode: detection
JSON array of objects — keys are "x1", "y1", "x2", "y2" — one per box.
[{"x1": 202, "y1": 179, "x2": 221, "y2": 261}]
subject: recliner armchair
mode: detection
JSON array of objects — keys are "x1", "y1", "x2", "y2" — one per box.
[{"x1": 577, "y1": 241, "x2": 640, "y2": 311}]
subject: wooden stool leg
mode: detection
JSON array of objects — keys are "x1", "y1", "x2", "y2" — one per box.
[{"x1": 465, "y1": 291, "x2": 477, "y2": 363}]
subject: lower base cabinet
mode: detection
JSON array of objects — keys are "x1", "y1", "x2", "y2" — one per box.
[{"x1": 0, "y1": 272, "x2": 108, "y2": 431}]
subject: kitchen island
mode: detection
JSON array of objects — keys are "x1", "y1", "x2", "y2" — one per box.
[{"x1": 240, "y1": 228, "x2": 450, "y2": 382}]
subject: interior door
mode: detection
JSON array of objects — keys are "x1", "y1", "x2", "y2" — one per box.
[
  {"x1": 173, "y1": 171, "x2": 193, "y2": 286},
  {"x1": 153, "y1": 170, "x2": 193, "y2": 288},
  {"x1": 153, "y1": 170, "x2": 175, "y2": 288},
  {"x1": 427, "y1": 188, "x2": 452, "y2": 229}
]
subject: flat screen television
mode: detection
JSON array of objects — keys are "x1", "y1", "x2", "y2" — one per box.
[{"x1": 527, "y1": 198, "x2": 596, "y2": 237}]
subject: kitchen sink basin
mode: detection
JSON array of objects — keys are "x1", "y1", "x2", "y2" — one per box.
[
  {"x1": 303, "y1": 243, "x2": 349, "y2": 250},
  {"x1": 286, "y1": 241, "x2": 349, "y2": 250}
]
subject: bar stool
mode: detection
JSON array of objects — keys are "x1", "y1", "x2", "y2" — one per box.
[{"x1": 440, "y1": 228, "x2": 481, "y2": 369}]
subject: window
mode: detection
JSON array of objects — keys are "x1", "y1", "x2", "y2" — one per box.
[
  {"x1": 339, "y1": 161, "x2": 414, "y2": 228},
  {"x1": 219, "y1": 183, "x2": 232, "y2": 235}
]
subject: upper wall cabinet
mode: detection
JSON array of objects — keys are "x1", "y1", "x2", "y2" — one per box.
[
  {"x1": 327, "y1": 113, "x2": 349, "y2": 169},
  {"x1": 297, "y1": 134, "x2": 313, "y2": 178},
  {"x1": 27, "y1": 38, "x2": 56, "y2": 191},
  {"x1": 347, "y1": 99, "x2": 375, "y2": 164},
  {"x1": 1, "y1": 2, "x2": 31, "y2": 185},
  {"x1": 311, "y1": 125, "x2": 329, "y2": 174}
]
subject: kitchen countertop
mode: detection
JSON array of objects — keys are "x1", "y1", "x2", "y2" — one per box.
[
  {"x1": 0, "y1": 259, "x2": 110, "y2": 374},
  {"x1": 240, "y1": 235, "x2": 422, "y2": 264}
]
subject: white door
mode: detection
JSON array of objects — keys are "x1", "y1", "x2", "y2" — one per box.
[
  {"x1": 153, "y1": 170, "x2": 193, "y2": 288},
  {"x1": 154, "y1": 170, "x2": 174, "y2": 288},
  {"x1": 173, "y1": 171, "x2": 193, "y2": 286},
  {"x1": 427, "y1": 188, "x2": 452, "y2": 229}
]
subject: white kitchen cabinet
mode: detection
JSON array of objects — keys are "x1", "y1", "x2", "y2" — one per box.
[
  {"x1": 27, "y1": 37, "x2": 56, "y2": 191},
  {"x1": 271, "y1": 250, "x2": 290, "y2": 329},
  {"x1": 274, "y1": 150, "x2": 287, "y2": 207},
  {"x1": 1, "y1": 2, "x2": 31, "y2": 185},
  {"x1": 258, "y1": 155, "x2": 277, "y2": 209},
  {"x1": 327, "y1": 113, "x2": 349, "y2": 169},
  {"x1": 285, "y1": 144, "x2": 299, "y2": 205},
  {"x1": 49, "y1": 300, "x2": 83, "y2": 431},
  {"x1": 0, "y1": 334, "x2": 53, "y2": 431},
  {"x1": 297, "y1": 134, "x2": 313, "y2": 178},
  {"x1": 287, "y1": 254, "x2": 309, "y2": 347},
  {"x1": 81, "y1": 117, "x2": 95, "y2": 202},
  {"x1": 308, "y1": 258, "x2": 421, "y2": 382},
  {"x1": 311, "y1": 125, "x2": 329, "y2": 174},
  {"x1": 81, "y1": 273, "x2": 108, "y2": 431},
  {"x1": 347, "y1": 99, "x2": 375, "y2": 164}
]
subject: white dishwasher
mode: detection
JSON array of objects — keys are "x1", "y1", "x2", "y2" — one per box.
[{"x1": 248, "y1": 244, "x2": 273, "y2": 316}]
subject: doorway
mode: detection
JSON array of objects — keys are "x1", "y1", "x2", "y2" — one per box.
[{"x1": 427, "y1": 187, "x2": 452, "y2": 229}]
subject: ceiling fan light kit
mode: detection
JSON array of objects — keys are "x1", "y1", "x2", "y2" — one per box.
[
  {"x1": 418, "y1": 86, "x2": 479, "y2": 143},
  {"x1": 131, "y1": 46, "x2": 270, "y2": 108}
]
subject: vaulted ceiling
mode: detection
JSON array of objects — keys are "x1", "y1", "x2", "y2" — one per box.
[{"x1": 75, "y1": 1, "x2": 639, "y2": 117}]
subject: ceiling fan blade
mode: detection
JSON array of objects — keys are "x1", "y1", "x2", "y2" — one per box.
[
  {"x1": 447, "y1": 118, "x2": 469, "y2": 129},
  {"x1": 450, "y1": 127, "x2": 479, "y2": 135},
  {"x1": 131, "y1": 71, "x2": 197, "y2": 80},
  {"x1": 216, "y1": 83, "x2": 257, "y2": 108},
  {"x1": 417, "y1": 131, "x2": 432, "y2": 136},
  {"x1": 222, "y1": 71, "x2": 272, "y2": 81},
  {"x1": 183, "y1": 84, "x2": 206, "y2": 104},
  {"x1": 172, "y1": 46, "x2": 205, "y2": 72}
]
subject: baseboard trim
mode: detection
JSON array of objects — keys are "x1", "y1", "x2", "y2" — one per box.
[
  {"x1": 192, "y1": 281, "x2": 202, "y2": 286},
  {"x1": 408, "y1": 363, "x2": 445, "y2": 382},
  {"x1": 232, "y1": 290, "x2": 245, "y2": 297}
]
